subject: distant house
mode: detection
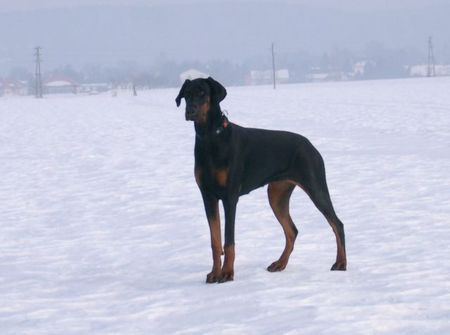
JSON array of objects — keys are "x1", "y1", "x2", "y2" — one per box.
[
  {"x1": 409, "y1": 64, "x2": 450, "y2": 77},
  {"x1": 179, "y1": 69, "x2": 209, "y2": 83},
  {"x1": 410, "y1": 65, "x2": 427, "y2": 77},
  {"x1": 276, "y1": 69, "x2": 290, "y2": 83},
  {"x1": 351, "y1": 60, "x2": 376, "y2": 78},
  {"x1": 247, "y1": 69, "x2": 289, "y2": 85},
  {"x1": 305, "y1": 72, "x2": 330, "y2": 82},
  {"x1": 305, "y1": 67, "x2": 348, "y2": 82},
  {"x1": 44, "y1": 77, "x2": 78, "y2": 94},
  {"x1": 79, "y1": 83, "x2": 110, "y2": 95},
  {"x1": 0, "y1": 79, "x2": 29, "y2": 96}
]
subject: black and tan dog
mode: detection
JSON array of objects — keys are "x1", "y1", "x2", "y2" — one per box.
[{"x1": 176, "y1": 77, "x2": 346, "y2": 283}]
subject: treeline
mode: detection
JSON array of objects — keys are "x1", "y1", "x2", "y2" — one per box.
[{"x1": 3, "y1": 43, "x2": 439, "y2": 88}]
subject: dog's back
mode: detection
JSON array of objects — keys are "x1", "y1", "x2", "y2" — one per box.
[{"x1": 228, "y1": 123, "x2": 320, "y2": 195}]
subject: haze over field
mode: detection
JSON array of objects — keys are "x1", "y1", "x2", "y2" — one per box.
[{"x1": 0, "y1": 0, "x2": 449, "y2": 76}]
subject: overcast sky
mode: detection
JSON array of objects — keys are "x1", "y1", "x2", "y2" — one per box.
[
  {"x1": 0, "y1": 0, "x2": 449, "y2": 12},
  {"x1": 0, "y1": 0, "x2": 449, "y2": 74}
]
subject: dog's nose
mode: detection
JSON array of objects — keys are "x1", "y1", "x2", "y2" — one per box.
[{"x1": 185, "y1": 108, "x2": 197, "y2": 121}]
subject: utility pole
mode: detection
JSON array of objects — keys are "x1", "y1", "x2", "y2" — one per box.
[
  {"x1": 271, "y1": 42, "x2": 276, "y2": 89},
  {"x1": 34, "y1": 46, "x2": 43, "y2": 98},
  {"x1": 427, "y1": 36, "x2": 436, "y2": 77}
]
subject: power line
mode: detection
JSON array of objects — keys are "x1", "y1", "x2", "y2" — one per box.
[
  {"x1": 271, "y1": 42, "x2": 276, "y2": 90},
  {"x1": 427, "y1": 36, "x2": 436, "y2": 77},
  {"x1": 34, "y1": 46, "x2": 43, "y2": 98}
]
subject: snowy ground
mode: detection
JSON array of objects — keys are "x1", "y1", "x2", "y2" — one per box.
[{"x1": 1, "y1": 77, "x2": 449, "y2": 334}]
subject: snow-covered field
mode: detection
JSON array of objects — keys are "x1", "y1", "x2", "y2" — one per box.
[{"x1": 1, "y1": 77, "x2": 449, "y2": 334}]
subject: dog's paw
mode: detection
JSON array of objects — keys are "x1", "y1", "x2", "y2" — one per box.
[
  {"x1": 206, "y1": 271, "x2": 221, "y2": 283},
  {"x1": 330, "y1": 262, "x2": 347, "y2": 271},
  {"x1": 267, "y1": 260, "x2": 287, "y2": 272},
  {"x1": 218, "y1": 271, "x2": 234, "y2": 283}
]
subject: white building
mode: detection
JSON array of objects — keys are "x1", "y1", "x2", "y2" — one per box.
[
  {"x1": 44, "y1": 78, "x2": 78, "y2": 94},
  {"x1": 248, "y1": 69, "x2": 289, "y2": 85},
  {"x1": 410, "y1": 64, "x2": 450, "y2": 77},
  {"x1": 179, "y1": 69, "x2": 209, "y2": 83},
  {"x1": 79, "y1": 83, "x2": 110, "y2": 95},
  {"x1": 0, "y1": 80, "x2": 28, "y2": 96}
]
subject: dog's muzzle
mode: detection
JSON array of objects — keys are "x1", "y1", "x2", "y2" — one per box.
[{"x1": 185, "y1": 109, "x2": 198, "y2": 121}]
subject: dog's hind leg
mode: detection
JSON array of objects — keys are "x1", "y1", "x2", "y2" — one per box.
[
  {"x1": 267, "y1": 180, "x2": 298, "y2": 272},
  {"x1": 300, "y1": 169, "x2": 347, "y2": 271},
  {"x1": 308, "y1": 186, "x2": 346, "y2": 270}
]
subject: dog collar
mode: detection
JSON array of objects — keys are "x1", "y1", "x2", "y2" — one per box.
[
  {"x1": 215, "y1": 115, "x2": 229, "y2": 135},
  {"x1": 195, "y1": 113, "x2": 229, "y2": 140}
]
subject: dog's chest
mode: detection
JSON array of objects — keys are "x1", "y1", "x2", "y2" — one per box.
[
  {"x1": 196, "y1": 161, "x2": 229, "y2": 190},
  {"x1": 195, "y1": 142, "x2": 231, "y2": 193}
]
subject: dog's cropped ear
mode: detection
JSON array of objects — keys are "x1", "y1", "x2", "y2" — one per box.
[
  {"x1": 206, "y1": 77, "x2": 227, "y2": 103},
  {"x1": 175, "y1": 79, "x2": 191, "y2": 107}
]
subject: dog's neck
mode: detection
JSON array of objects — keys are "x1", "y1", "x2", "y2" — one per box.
[{"x1": 194, "y1": 104, "x2": 229, "y2": 140}]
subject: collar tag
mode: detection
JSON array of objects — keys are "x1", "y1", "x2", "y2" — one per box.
[
  {"x1": 223, "y1": 118, "x2": 229, "y2": 128},
  {"x1": 214, "y1": 113, "x2": 229, "y2": 135}
]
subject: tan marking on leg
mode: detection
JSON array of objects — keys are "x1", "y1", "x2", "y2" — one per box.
[
  {"x1": 267, "y1": 180, "x2": 297, "y2": 272},
  {"x1": 293, "y1": 178, "x2": 347, "y2": 271},
  {"x1": 206, "y1": 200, "x2": 223, "y2": 283},
  {"x1": 219, "y1": 244, "x2": 235, "y2": 283},
  {"x1": 329, "y1": 220, "x2": 347, "y2": 270}
]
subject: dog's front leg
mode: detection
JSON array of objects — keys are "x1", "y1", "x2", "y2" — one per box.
[
  {"x1": 201, "y1": 192, "x2": 223, "y2": 283},
  {"x1": 219, "y1": 197, "x2": 238, "y2": 283}
]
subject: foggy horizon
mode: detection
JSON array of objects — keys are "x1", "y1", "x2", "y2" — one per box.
[{"x1": 1, "y1": 0, "x2": 449, "y2": 83}]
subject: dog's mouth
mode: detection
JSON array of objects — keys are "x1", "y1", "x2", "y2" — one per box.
[{"x1": 185, "y1": 110, "x2": 198, "y2": 121}]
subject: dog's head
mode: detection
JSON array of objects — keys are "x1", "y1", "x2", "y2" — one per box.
[{"x1": 175, "y1": 77, "x2": 227, "y2": 123}]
